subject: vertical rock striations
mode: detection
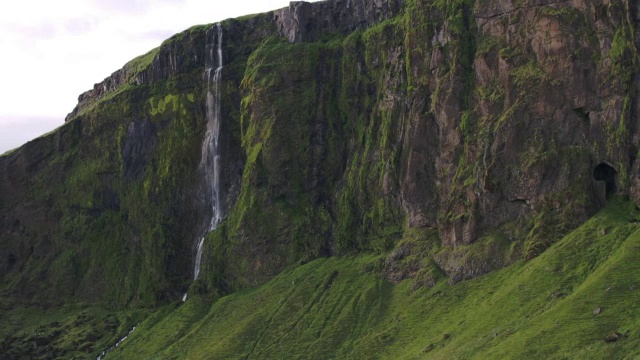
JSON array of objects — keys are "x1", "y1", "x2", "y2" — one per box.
[
  {"x1": 1, "y1": 0, "x2": 640, "y2": 305},
  {"x1": 273, "y1": 0, "x2": 402, "y2": 43}
]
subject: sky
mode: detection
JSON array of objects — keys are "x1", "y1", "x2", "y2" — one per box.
[{"x1": 0, "y1": 0, "x2": 322, "y2": 154}]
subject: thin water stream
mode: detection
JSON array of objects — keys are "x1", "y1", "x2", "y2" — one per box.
[{"x1": 184, "y1": 22, "x2": 225, "y2": 301}]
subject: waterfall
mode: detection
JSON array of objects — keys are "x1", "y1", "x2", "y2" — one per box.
[
  {"x1": 187, "y1": 23, "x2": 224, "y2": 298},
  {"x1": 95, "y1": 325, "x2": 137, "y2": 360}
]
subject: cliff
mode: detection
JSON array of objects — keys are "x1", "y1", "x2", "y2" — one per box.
[
  {"x1": 0, "y1": 0, "x2": 639, "y2": 340},
  {"x1": 3, "y1": 0, "x2": 640, "y2": 358}
]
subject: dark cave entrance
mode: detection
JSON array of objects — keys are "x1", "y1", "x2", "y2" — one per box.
[
  {"x1": 7, "y1": 253, "x2": 16, "y2": 271},
  {"x1": 593, "y1": 163, "x2": 617, "y2": 198}
]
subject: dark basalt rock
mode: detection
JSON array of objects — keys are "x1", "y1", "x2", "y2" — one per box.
[
  {"x1": 2, "y1": 0, "x2": 640, "y2": 306},
  {"x1": 273, "y1": 0, "x2": 403, "y2": 43},
  {"x1": 121, "y1": 119, "x2": 156, "y2": 182}
]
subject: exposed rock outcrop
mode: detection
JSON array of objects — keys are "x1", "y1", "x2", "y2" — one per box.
[
  {"x1": 274, "y1": 0, "x2": 402, "y2": 43},
  {"x1": 2, "y1": 0, "x2": 640, "y2": 305},
  {"x1": 64, "y1": 30, "x2": 207, "y2": 121}
]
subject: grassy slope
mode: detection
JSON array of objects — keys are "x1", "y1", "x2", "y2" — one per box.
[
  {"x1": 104, "y1": 197, "x2": 640, "y2": 359},
  {"x1": 0, "y1": 302, "x2": 150, "y2": 359}
]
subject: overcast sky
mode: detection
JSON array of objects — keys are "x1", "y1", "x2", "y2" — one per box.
[{"x1": 0, "y1": 0, "x2": 322, "y2": 154}]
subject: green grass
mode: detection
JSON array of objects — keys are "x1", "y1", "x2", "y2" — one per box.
[
  {"x1": 0, "y1": 147, "x2": 17, "y2": 156},
  {"x1": 99, "y1": 197, "x2": 640, "y2": 359},
  {"x1": 124, "y1": 47, "x2": 160, "y2": 82},
  {"x1": 0, "y1": 301, "x2": 150, "y2": 359}
]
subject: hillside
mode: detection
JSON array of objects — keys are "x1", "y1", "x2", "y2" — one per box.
[
  {"x1": 1, "y1": 0, "x2": 640, "y2": 358},
  {"x1": 3, "y1": 198, "x2": 640, "y2": 358},
  {"x1": 105, "y1": 198, "x2": 640, "y2": 359}
]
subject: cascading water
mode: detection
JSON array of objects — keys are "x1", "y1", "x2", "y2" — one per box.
[
  {"x1": 184, "y1": 23, "x2": 224, "y2": 302},
  {"x1": 95, "y1": 325, "x2": 137, "y2": 360}
]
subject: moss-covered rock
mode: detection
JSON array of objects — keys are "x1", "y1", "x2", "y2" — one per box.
[{"x1": 1, "y1": 0, "x2": 640, "y2": 311}]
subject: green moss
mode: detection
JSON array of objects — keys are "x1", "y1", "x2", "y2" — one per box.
[
  {"x1": 100, "y1": 198, "x2": 640, "y2": 359},
  {"x1": 476, "y1": 35, "x2": 501, "y2": 56},
  {"x1": 511, "y1": 61, "x2": 547, "y2": 94},
  {"x1": 498, "y1": 45, "x2": 520, "y2": 60},
  {"x1": 4, "y1": 4, "x2": 638, "y2": 359},
  {"x1": 148, "y1": 93, "x2": 179, "y2": 116},
  {"x1": 0, "y1": 304, "x2": 150, "y2": 359},
  {"x1": 161, "y1": 24, "x2": 210, "y2": 48},
  {"x1": 609, "y1": 26, "x2": 636, "y2": 86},
  {"x1": 123, "y1": 47, "x2": 160, "y2": 82},
  {"x1": 335, "y1": 47, "x2": 404, "y2": 249},
  {"x1": 538, "y1": 5, "x2": 586, "y2": 27}
]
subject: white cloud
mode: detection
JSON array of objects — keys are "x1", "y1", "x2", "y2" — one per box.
[{"x1": 0, "y1": 0, "x2": 324, "y2": 153}]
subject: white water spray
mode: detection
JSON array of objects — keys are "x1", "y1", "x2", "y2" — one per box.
[
  {"x1": 96, "y1": 325, "x2": 137, "y2": 360},
  {"x1": 185, "y1": 23, "x2": 224, "y2": 300}
]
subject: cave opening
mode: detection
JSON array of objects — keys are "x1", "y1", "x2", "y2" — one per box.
[
  {"x1": 593, "y1": 163, "x2": 617, "y2": 198},
  {"x1": 7, "y1": 253, "x2": 16, "y2": 271}
]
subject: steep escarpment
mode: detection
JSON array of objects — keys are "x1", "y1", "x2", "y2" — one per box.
[
  {"x1": 2, "y1": 0, "x2": 640, "y2": 358},
  {"x1": 204, "y1": 0, "x2": 640, "y2": 290},
  {"x1": 1, "y1": 0, "x2": 639, "y2": 316}
]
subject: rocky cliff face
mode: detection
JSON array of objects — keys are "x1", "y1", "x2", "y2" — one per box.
[
  {"x1": 274, "y1": 0, "x2": 402, "y2": 43},
  {"x1": 1, "y1": 0, "x2": 639, "y2": 306}
]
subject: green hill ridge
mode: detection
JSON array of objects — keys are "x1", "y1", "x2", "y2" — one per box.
[{"x1": 2, "y1": 0, "x2": 640, "y2": 358}]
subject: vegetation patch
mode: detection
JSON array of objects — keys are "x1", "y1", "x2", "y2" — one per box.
[{"x1": 102, "y1": 198, "x2": 640, "y2": 359}]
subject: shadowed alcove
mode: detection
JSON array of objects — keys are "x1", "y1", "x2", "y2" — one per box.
[{"x1": 593, "y1": 163, "x2": 617, "y2": 198}]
